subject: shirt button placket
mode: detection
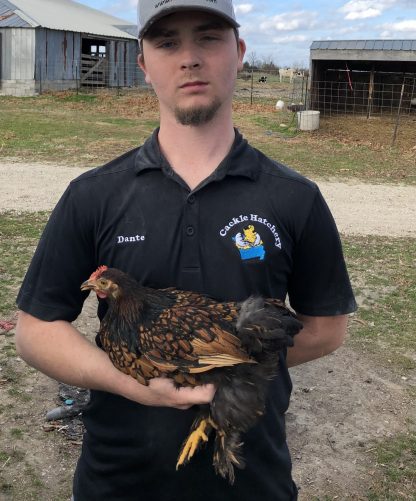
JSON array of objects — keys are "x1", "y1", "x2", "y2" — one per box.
[{"x1": 180, "y1": 193, "x2": 201, "y2": 290}]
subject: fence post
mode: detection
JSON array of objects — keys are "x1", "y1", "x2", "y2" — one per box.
[
  {"x1": 250, "y1": 69, "x2": 254, "y2": 105},
  {"x1": 392, "y1": 77, "x2": 406, "y2": 147},
  {"x1": 76, "y1": 61, "x2": 79, "y2": 95},
  {"x1": 304, "y1": 75, "x2": 309, "y2": 111},
  {"x1": 367, "y1": 68, "x2": 375, "y2": 119}
]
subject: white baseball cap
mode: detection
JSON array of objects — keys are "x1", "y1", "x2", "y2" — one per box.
[{"x1": 137, "y1": 0, "x2": 240, "y2": 39}]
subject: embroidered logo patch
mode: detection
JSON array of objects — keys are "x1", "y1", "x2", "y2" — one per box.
[
  {"x1": 233, "y1": 225, "x2": 265, "y2": 261},
  {"x1": 219, "y1": 214, "x2": 282, "y2": 262}
]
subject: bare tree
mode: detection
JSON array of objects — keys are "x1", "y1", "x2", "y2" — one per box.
[
  {"x1": 260, "y1": 55, "x2": 278, "y2": 71},
  {"x1": 245, "y1": 51, "x2": 261, "y2": 70}
]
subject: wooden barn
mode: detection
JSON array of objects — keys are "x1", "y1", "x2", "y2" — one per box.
[
  {"x1": 0, "y1": 0, "x2": 143, "y2": 96},
  {"x1": 309, "y1": 40, "x2": 416, "y2": 115}
]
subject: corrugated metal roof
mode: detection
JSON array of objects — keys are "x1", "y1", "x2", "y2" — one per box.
[
  {"x1": 0, "y1": 9, "x2": 28, "y2": 26},
  {"x1": 0, "y1": 0, "x2": 30, "y2": 26},
  {"x1": 0, "y1": 0, "x2": 137, "y2": 39},
  {"x1": 311, "y1": 40, "x2": 416, "y2": 51}
]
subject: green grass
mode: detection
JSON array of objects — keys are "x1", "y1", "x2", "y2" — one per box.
[
  {"x1": 366, "y1": 433, "x2": 416, "y2": 500},
  {"x1": 249, "y1": 113, "x2": 299, "y2": 137},
  {"x1": 10, "y1": 428, "x2": 23, "y2": 439},
  {"x1": 0, "y1": 94, "x2": 159, "y2": 165},
  {"x1": 0, "y1": 212, "x2": 49, "y2": 315},
  {"x1": 343, "y1": 235, "x2": 416, "y2": 372},
  {"x1": 59, "y1": 93, "x2": 98, "y2": 103}
]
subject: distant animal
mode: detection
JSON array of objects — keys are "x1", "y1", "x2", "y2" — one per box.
[
  {"x1": 258, "y1": 76, "x2": 267, "y2": 83},
  {"x1": 81, "y1": 266, "x2": 302, "y2": 484},
  {"x1": 279, "y1": 68, "x2": 304, "y2": 83}
]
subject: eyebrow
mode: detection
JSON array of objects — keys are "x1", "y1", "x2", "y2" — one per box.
[{"x1": 146, "y1": 20, "x2": 228, "y2": 40}]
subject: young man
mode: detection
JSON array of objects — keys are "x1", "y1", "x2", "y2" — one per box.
[{"x1": 16, "y1": 1, "x2": 356, "y2": 499}]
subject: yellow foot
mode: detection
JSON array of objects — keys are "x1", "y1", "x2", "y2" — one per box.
[{"x1": 176, "y1": 418, "x2": 213, "y2": 469}]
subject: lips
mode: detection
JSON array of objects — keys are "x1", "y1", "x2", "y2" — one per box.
[{"x1": 180, "y1": 81, "x2": 208, "y2": 89}]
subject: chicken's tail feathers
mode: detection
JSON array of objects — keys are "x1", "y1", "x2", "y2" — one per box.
[{"x1": 236, "y1": 296, "x2": 303, "y2": 356}]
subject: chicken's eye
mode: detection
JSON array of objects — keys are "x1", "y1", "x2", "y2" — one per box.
[{"x1": 99, "y1": 279, "x2": 107, "y2": 287}]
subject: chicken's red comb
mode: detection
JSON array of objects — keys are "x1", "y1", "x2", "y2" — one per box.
[{"x1": 89, "y1": 265, "x2": 108, "y2": 280}]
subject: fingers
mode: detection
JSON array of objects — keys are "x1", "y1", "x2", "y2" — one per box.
[
  {"x1": 147, "y1": 378, "x2": 216, "y2": 410},
  {"x1": 177, "y1": 383, "x2": 216, "y2": 406}
]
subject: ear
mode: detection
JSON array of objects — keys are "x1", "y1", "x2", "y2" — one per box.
[
  {"x1": 237, "y1": 38, "x2": 247, "y2": 72},
  {"x1": 137, "y1": 53, "x2": 152, "y2": 85}
]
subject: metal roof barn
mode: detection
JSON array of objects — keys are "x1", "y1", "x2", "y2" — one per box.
[
  {"x1": 0, "y1": 0, "x2": 143, "y2": 96},
  {"x1": 309, "y1": 39, "x2": 416, "y2": 115}
]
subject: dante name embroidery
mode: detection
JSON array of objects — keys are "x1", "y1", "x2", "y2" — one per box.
[{"x1": 116, "y1": 235, "x2": 145, "y2": 244}]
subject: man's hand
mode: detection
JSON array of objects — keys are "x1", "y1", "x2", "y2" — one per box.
[{"x1": 141, "y1": 378, "x2": 216, "y2": 409}]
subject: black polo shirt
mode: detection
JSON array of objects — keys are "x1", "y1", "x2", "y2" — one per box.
[{"x1": 17, "y1": 129, "x2": 356, "y2": 501}]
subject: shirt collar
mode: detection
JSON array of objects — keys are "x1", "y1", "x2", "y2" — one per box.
[{"x1": 134, "y1": 128, "x2": 260, "y2": 182}]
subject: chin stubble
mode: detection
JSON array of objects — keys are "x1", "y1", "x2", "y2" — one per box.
[{"x1": 174, "y1": 99, "x2": 222, "y2": 126}]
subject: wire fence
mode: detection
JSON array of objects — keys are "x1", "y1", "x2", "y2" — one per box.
[
  {"x1": 310, "y1": 77, "x2": 416, "y2": 117},
  {"x1": 235, "y1": 69, "x2": 308, "y2": 107},
  {"x1": 0, "y1": 60, "x2": 147, "y2": 97},
  {"x1": 236, "y1": 69, "x2": 416, "y2": 145}
]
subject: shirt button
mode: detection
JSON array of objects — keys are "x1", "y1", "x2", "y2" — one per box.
[
  {"x1": 186, "y1": 226, "x2": 195, "y2": 236},
  {"x1": 188, "y1": 195, "x2": 195, "y2": 204}
]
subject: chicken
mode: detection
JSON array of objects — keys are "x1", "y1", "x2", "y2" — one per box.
[{"x1": 81, "y1": 265, "x2": 302, "y2": 483}]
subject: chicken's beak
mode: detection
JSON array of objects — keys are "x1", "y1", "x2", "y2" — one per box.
[{"x1": 80, "y1": 279, "x2": 96, "y2": 292}]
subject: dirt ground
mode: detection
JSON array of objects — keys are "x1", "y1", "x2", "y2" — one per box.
[{"x1": 1, "y1": 161, "x2": 415, "y2": 500}]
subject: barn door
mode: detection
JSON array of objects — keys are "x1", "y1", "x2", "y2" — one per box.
[{"x1": 81, "y1": 37, "x2": 108, "y2": 87}]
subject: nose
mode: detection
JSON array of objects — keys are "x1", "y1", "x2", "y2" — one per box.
[
  {"x1": 179, "y1": 43, "x2": 202, "y2": 70},
  {"x1": 181, "y1": 60, "x2": 200, "y2": 70}
]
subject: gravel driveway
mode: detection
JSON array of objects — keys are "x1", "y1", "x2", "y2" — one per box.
[{"x1": 1, "y1": 161, "x2": 415, "y2": 237}]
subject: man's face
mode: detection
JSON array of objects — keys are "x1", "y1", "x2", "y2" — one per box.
[{"x1": 138, "y1": 11, "x2": 245, "y2": 126}]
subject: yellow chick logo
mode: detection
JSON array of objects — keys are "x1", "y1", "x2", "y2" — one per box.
[{"x1": 233, "y1": 225, "x2": 265, "y2": 261}]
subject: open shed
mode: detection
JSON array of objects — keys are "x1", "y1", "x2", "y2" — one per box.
[
  {"x1": 309, "y1": 40, "x2": 416, "y2": 115},
  {"x1": 0, "y1": 0, "x2": 143, "y2": 96}
]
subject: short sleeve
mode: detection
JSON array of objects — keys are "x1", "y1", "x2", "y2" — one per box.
[
  {"x1": 287, "y1": 189, "x2": 357, "y2": 316},
  {"x1": 17, "y1": 185, "x2": 96, "y2": 322}
]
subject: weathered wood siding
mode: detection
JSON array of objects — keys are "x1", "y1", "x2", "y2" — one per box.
[
  {"x1": 107, "y1": 38, "x2": 142, "y2": 87},
  {"x1": 0, "y1": 27, "x2": 35, "y2": 79},
  {"x1": 35, "y1": 28, "x2": 81, "y2": 83}
]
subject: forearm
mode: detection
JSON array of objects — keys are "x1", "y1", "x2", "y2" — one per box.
[
  {"x1": 286, "y1": 314, "x2": 348, "y2": 367},
  {"x1": 15, "y1": 311, "x2": 214, "y2": 409},
  {"x1": 16, "y1": 312, "x2": 145, "y2": 397}
]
